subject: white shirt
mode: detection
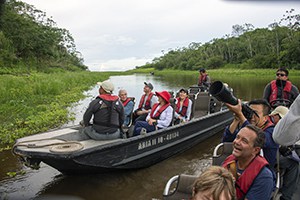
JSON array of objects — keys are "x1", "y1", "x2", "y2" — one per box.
[{"x1": 146, "y1": 105, "x2": 173, "y2": 128}]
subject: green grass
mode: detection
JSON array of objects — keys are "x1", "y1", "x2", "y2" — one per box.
[
  {"x1": 0, "y1": 71, "x2": 115, "y2": 145},
  {"x1": 1, "y1": 68, "x2": 299, "y2": 147},
  {"x1": 131, "y1": 68, "x2": 300, "y2": 78}
]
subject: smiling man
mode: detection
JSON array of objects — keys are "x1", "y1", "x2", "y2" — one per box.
[
  {"x1": 223, "y1": 99, "x2": 279, "y2": 169},
  {"x1": 223, "y1": 125, "x2": 275, "y2": 200}
]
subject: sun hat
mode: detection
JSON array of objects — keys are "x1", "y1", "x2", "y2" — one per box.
[
  {"x1": 97, "y1": 80, "x2": 114, "y2": 94},
  {"x1": 155, "y1": 91, "x2": 171, "y2": 103},
  {"x1": 270, "y1": 106, "x2": 289, "y2": 118},
  {"x1": 144, "y1": 82, "x2": 154, "y2": 90}
]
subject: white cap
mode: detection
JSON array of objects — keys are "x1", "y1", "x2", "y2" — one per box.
[
  {"x1": 97, "y1": 80, "x2": 114, "y2": 94},
  {"x1": 270, "y1": 106, "x2": 289, "y2": 118}
]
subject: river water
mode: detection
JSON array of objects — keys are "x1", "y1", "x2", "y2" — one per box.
[{"x1": 0, "y1": 73, "x2": 299, "y2": 200}]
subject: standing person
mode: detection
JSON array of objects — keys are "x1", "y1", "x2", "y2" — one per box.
[
  {"x1": 82, "y1": 80, "x2": 124, "y2": 140},
  {"x1": 273, "y1": 94, "x2": 300, "y2": 146},
  {"x1": 118, "y1": 89, "x2": 134, "y2": 127},
  {"x1": 132, "y1": 82, "x2": 157, "y2": 123},
  {"x1": 133, "y1": 91, "x2": 173, "y2": 136},
  {"x1": 223, "y1": 99, "x2": 278, "y2": 169},
  {"x1": 263, "y1": 67, "x2": 299, "y2": 108},
  {"x1": 192, "y1": 166, "x2": 236, "y2": 200},
  {"x1": 223, "y1": 125, "x2": 275, "y2": 200},
  {"x1": 174, "y1": 88, "x2": 192, "y2": 124},
  {"x1": 270, "y1": 106, "x2": 299, "y2": 200},
  {"x1": 198, "y1": 68, "x2": 211, "y2": 90}
]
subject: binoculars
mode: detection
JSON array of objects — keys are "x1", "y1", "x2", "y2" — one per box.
[{"x1": 209, "y1": 81, "x2": 256, "y2": 120}]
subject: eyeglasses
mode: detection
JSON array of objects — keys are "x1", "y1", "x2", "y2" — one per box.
[{"x1": 276, "y1": 73, "x2": 286, "y2": 77}]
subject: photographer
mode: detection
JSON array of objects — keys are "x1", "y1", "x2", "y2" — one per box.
[{"x1": 222, "y1": 99, "x2": 279, "y2": 169}]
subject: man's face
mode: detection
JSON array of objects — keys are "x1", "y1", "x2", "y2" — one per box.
[
  {"x1": 143, "y1": 85, "x2": 151, "y2": 93},
  {"x1": 249, "y1": 104, "x2": 267, "y2": 128},
  {"x1": 232, "y1": 127, "x2": 259, "y2": 159},
  {"x1": 276, "y1": 70, "x2": 288, "y2": 81}
]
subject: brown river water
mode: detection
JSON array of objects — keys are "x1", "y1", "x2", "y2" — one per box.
[{"x1": 0, "y1": 73, "x2": 299, "y2": 200}]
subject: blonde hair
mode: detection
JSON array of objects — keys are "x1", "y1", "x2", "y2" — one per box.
[{"x1": 192, "y1": 166, "x2": 236, "y2": 200}]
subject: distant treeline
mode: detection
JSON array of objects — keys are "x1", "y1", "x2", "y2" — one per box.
[
  {"x1": 0, "y1": 0, "x2": 87, "y2": 73},
  {"x1": 139, "y1": 9, "x2": 300, "y2": 71}
]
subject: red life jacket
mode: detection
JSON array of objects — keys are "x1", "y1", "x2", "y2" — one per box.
[
  {"x1": 175, "y1": 97, "x2": 189, "y2": 117},
  {"x1": 138, "y1": 93, "x2": 154, "y2": 110},
  {"x1": 122, "y1": 98, "x2": 131, "y2": 107},
  {"x1": 150, "y1": 103, "x2": 170, "y2": 119},
  {"x1": 269, "y1": 80, "x2": 292, "y2": 106},
  {"x1": 261, "y1": 119, "x2": 274, "y2": 131},
  {"x1": 222, "y1": 155, "x2": 269, "y2": 200},
  {"x1": 198, "y1": 74, "x2": 207, "y2": 85}
]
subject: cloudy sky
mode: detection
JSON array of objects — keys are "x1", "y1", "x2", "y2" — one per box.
[{"x1": 22, "y1": 0, "x2": 300, "y2": 71}]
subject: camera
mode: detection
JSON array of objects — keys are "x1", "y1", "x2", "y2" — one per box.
[{"x1": 209, "y1": 81, "x2": 256, "y2": 120}]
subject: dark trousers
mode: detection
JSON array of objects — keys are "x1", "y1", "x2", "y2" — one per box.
[
  {"x1": 133, "y1": 121, "x2": 156, "y2": 136},
  {"x1": 280, "y1": 156, "x2": 299, "y2": 200},
  {"x1": 132, "y1": 112, "x2": 148, "y2": 124}
]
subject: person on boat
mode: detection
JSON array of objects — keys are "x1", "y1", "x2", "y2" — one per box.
[
  {"x1": 133, "y1": 90, "x2": 173, "y2": 136},
  {"x1": 82, "y1": 80, "x2": 124, "y2": 140},
  {"x1": 269, "y1": 105, "x2": 289, "y2": 125},
  {"x1": 118, "y1": 89, "x2": 134, "y2": 127},
  {"x1": 192, "y1": 166, "x2": 236, "y2": 200},
  {"x1": 223, "y1": 125, "x2": 275, "y2": 200},
  {"x1": 222, "y1": 99, "x2": 278, "y2": 169},
  {"x1": 270, "y1": 106, "x2": 299, "y2": 200},
  {"x1": 132, "y1": 82, "x2": 157, "y2": 123},
  {"x1": 198, "y1": 68, "x2": 211, "y2": 90},
  {"x1": 263, "y1": 67, "x2": 299, "y2": 109},
  {"x1": 273, "y1": 94, "x2": 300, "y2": 146},
  {"x1": 174, "y1": 88, "x2": 192, "y2": 124}
]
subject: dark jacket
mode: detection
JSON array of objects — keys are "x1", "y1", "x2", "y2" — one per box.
[{"x1": 83, "y1": 94, "x2": 124, "y2": 134}]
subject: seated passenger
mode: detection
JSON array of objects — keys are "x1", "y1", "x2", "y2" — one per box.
[
  {"x1": 133, "y1": 91, "x2": 173, "y2": 136},
  {"x1": 222, "y1": 125, "x2": 275, "y2": 200},
  {"x1": 82, "y1": 80, "x2": 124, "y2": 140},
  {"x1": 222, "y1": 99, "x2": 278, "y2": 169},
  {"x1": 118, "y1": 89, "x2": 134, "y2": 127},
  {"x1": 174, "y1": 88, "x2": 192, "y2": 124},
  {"x1": 192, "y1": 166, "x2": 236, "y2": 200},
  {"x1": 132, "y1": 82, "x2": 157, "y2": 123}
]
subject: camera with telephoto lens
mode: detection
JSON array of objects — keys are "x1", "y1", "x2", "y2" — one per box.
[{"x1": 209, "y1": 81, "x2": 256, "y2": 121}]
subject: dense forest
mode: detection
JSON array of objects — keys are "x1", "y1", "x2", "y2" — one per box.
[
  {"x1": 0, "y1": 0, "x2": 87, "y2": 73},
  {"x1": 1, "y1": 0, "x2": 300, "y2": 73},
  {"x1": 140, "y1": 9, "x2": 300, "y2": 71}
]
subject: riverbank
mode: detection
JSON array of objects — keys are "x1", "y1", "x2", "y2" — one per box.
[
  {"x1": 0, "y1": 71, "x2": 121, "y2": 148},
  {"x1": 1, "y1": 68, "x2": 299, "y2": 148}
]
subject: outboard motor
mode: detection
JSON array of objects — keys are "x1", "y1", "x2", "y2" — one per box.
[{"x1": 209, "y1": 81, "x2": 257, "y2": 121}]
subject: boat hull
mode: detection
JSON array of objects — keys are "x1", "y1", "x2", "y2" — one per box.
[{"x1": 13, "y1": 110, "x2": 233, "y2": 174}]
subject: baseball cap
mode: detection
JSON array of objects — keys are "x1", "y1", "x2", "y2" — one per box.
[
  {"x1": 270, "y1": 106, "x2": 289, "y2": 118},
  {"x1": 97, "y1": 80, "x2": 114, "y2": 94},
  {"x1": 144, "y1": 82, "x2": 154, "y2": 90}
]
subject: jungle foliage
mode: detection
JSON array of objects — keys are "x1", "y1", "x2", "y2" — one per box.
[
  {"x1": 0, "y1": 0, "x2": 87, "y2": 73},
  {"x1": 140, "y1": 9, "x2": 300, "y2": 71}
]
